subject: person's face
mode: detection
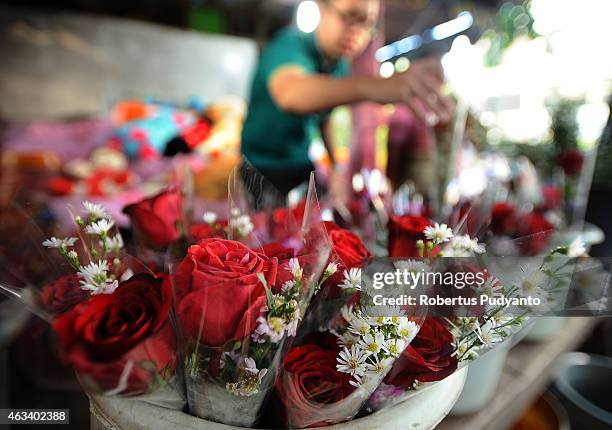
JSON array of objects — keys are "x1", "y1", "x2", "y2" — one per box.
[{"x1": 318, "y1": 0, "x2": 379, "y2": 59}]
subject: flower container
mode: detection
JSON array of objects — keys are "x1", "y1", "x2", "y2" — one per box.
[
  {"x1": 450, "y1": 340, "x2": 512, "y2": 415},
  {"x1": 89, "y1": 367, "x2": 467, "y2": 430}
]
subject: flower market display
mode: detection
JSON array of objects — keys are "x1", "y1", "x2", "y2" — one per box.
[{"x1": 1, "y1": 143, "x2": 609, "y2": 429}]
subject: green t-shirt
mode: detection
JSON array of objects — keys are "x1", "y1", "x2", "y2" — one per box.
[{"x1": 241, "y1": 27, "x2": 350, "y2": 170}]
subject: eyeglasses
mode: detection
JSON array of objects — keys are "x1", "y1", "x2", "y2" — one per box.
[{"x1": 324, "y1": 1, "x2": 378, "y2": 33}]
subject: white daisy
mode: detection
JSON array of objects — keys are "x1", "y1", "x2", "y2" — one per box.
[
  {"x1": 349, "y1": 317, "x2": 371, "y2": 336},
  {"x1": 286, "y1": 312, "x2": 300, "y2": 337},
  {"x1": 424, "y1": 222, "x2": 454, "y2": 244},
  {"x1": 324, "y1": 262, "x2": 339, "y2": 277},
  {"x1": 366, "y1": 356, "x2": 393, "y2": 375},
  {"x1": 385, "y1": 338, "x2": 407, "y2": 357},
  {"x1": 287, "y1": 258, "x2": 303, "y2": 279},
  {"x1": 474, "y1": 321, "x2": 504, "y2": 348},
  {"x1": 394, "y1": 259, "x2": 431, "y2": 273},
  {"x1": 78, "y1": 260, "x2": 110, "y2": 291},
  {"x1": 104, "y1": 234, "x2": 124, "y2": 250},
  {"x1": 396, "y1": 319, "x2": 418, "y2": 339},
  {"x1": 42, "y1": 236, "x2": 78, "y2": 249},
  {"x1": 85, "y1": 219, "x2": 115, "y2": 235},
  {"x1": 83, "y1": 201, "x2": 108, "y2": 220},
  {"x1": 566, "y1": 238, "x2": 586, "y2": 258},
  {"x1": 358, "y1": 331, "x2": 386, "y2": 355},
  {"x1": 89, "y1": 279, "x2": 119, "y2": 295},
  {"x1": 336, "y1": 331, "x2": 359, "y2": 348},
  {"x1": 232, "y1": 215, "x2": 254, "y2": 237},
  {"x1": 450, "y1": 235, "x2": 486, "y2": 255},
  {"x1": 336, "y1": 345, "x2": 368, "y2": 378},
  {"x1": 67, "y1": 250, "x2": 79, "y2": 260},
  {"x1": 474, "y1": 275, "x2": 503, "y2": 298},
  {"x1": 202, "y1": 211, "x2": 218, "y2": 224},
  {"x1": 340, "y1": 268, "x2": 362, "y2": 291}
]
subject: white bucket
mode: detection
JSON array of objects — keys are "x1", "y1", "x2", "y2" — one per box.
[{"x1": 89, "y1": 367, "x2": 467, "y2": 430}]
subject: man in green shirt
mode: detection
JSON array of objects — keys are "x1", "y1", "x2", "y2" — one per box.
[{"x1": 241, "y1": 0, "x2": 451, "y2": 201}]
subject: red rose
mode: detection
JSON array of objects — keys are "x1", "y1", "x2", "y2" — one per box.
[
  {"x1": 385, "y1": 317, "x2": 457, "y2": 388},
  {"x1": 517, "y1": 212, "x2": 554, "y2": 256},
  {"x1": 40, "y1": 274, "x2": 88, "y2": 315},
  {"x1": 557, "y1": 149, "x2": 584, "y2": 176},
  {"x1": 189, "y1": 220, "x2": 228, "y2": 241},
  {"x1": 52, "y1": 273, "x2": 175, "y2": 395},
  {"x1": 321, "y1": 222, "x2": 371, "y2": 297},
  {"x1": 123, "y1": 189, "x2": 182, "y2": 247},
  {"x1": 388, "y1": 215, "x2": 433, "y2": 258},
  {"x1": 174, "y1": 238, "x2": 278, "y2": 347},
  {"x1": 324, "y1": 221, "x2": 371, "y2": 269},
  {"x1": 268, "y1": 201, "x2": 308, "y2": 242},
  {"x1": 540, "y1": 185, "x2": 563, "y2": 211},
  {"x1": 490, "y1": 202, "x2": 516, "y2": 235},
  {"x1": 277, "y1": 332, "x2": 355, "y2": 428}
]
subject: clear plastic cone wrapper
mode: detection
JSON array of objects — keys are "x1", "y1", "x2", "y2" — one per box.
[{"x1": 170, "y1": 162, "x2": 331, "y2": 427}]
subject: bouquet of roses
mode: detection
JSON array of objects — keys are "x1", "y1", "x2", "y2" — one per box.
[
  {"x1": 169, "y1": 166, "x2": 332, "y2": 427},
  {"x1": 274, "y1": 217, "x2": 426, "y2": 428},
  {"x1": 363, "y1": 207, "x2": 607, "y2": 411},
  {"x1": 0, "y1": 202, "x2": 180, "y2": 402}
]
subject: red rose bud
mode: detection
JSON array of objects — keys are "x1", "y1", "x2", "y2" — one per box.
[
  {"x1": 385, "y1": 317, "x2": 457, "y2": 388},
  {"x1": 517, "y1": 212, "x2": 554, "y2": 256},
  {"x1": 557, "y1": 149, "x2": 584, "y2": 176},
  {"x1": 490, "y1": 202, "x2": 517, "y2": 236},
  {"x1": 123, "y1": 188, "x2": 182, "y2": 248},
  {"x1": 387, "y1": 215, "x2": 433, "y2": 258},
  {"x1": 174, "y1": 238, "x2": 278, "y2": 347},
  {"x1": 52, "y1": 273, "x2": 176, "y2": 395}
]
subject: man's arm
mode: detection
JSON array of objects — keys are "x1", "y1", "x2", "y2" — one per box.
[{"x1": 269, "y1": 57, "x2": 453, "y2": 124}]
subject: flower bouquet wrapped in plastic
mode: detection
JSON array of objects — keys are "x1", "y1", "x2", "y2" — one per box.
[
  {"x1": 0, "y1": 202, "x2": 181, "y2": 406},
  {"x1": 170, "y1": 163, "x2": 331, "y2": 427},
  {"x1": 273, "y1": 217, "x2": 426, "y2": 427},
  {"x1": 364, "y1": 209, "x2": 611, "y2": 411}
]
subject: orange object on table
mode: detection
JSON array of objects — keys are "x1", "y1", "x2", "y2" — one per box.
[{"x1": 111, "y1": 100, "x2": 154, "y2": 124}]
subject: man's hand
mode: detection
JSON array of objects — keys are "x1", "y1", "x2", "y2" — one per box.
[{"x1": 368, "y1": 57, "x2": 454, "y2": 125}]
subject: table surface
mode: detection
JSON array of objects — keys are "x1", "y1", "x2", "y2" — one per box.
[{"x1": 436, "y1": 317, "x2": 598, "y2": 430}]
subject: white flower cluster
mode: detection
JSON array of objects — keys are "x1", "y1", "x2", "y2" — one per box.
[
  {"x1": 229, "y1": 208, "x2": 254, "y2": 239},
  {"x1": 42, "y1": 201, "x2": 124, "y2": 295},
  {"x1": 252, "y1": 258, "x2": 303, "y2": 344},
  {"x1": 450, "y1": 314, "x2": 516, "y2": 361},
  {"x1": 444, "y1": 234, "x2": 486, "y2": 257},
  {"x1": 335, "y1": 304, "x2": 419, "y2": 387}
]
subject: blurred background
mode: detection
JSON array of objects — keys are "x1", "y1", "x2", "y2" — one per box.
[{"x1": 0, "y1": 0, "x2": 611, "y2": 429}]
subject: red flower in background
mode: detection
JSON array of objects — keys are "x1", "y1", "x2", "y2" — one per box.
[
  {"x1": 277, "y1": 332, "x2": 355, "y2": 428},
  {"x1": 387, "y1": 215, "x2": 433, "y2": 258},
  {"x1": 557, "y1": 149, "x2": 584, "y2": 176},
  {"x1": 517, "y1": 212, "x2": 554, "y2": 256},
  {"x1": 324, "y1": 221, "x2": 371, "y2": 270},
  {"x1": 322, "y1": 222, "x2": 371, "y2": 297},
  {"x1": 52, "y1": 273, "x2": 175, "y2": 395},
  {"x1": 40, "y1": 274, "x2": 88, "y2": 315},
  {"x1": 190, "y1": 220, "x2": 228, "y2": 241},
  {"x1": 540, "y1": 185, "x2": 563, "y2": 211},
  {"x1": 174, "y1": 238, "x2": 278, "y2": 347},
  {"x1": 385, "y1": 317, "x2": 457, "y2": 388},
  {"x1": 490, "y1": 202, "x2": 517, "y2": 236},
  {"x1": 123, "y1": 188, "x2": 182, "y2": 247}
]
